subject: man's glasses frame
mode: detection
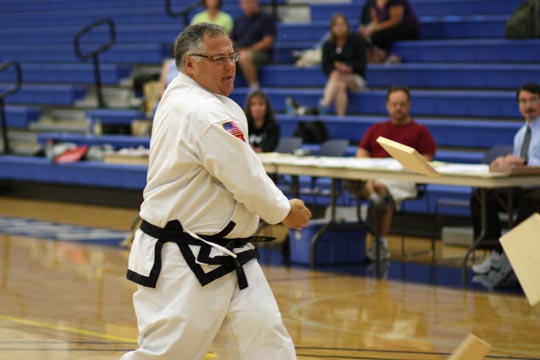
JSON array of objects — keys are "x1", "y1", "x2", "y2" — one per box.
[
  {"x1": 518, "y1": 97, "x2": 540, "y2": 106},
  {"x1": 190, "y1": 52, "x2": 240, "y2": 65}
]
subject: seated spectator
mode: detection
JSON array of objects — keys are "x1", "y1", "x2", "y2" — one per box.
[
  {"x1": 348, "y1": 85, "x2": 436, "y2": 261},
  {"x1": 294, "y1": 2, "x2": 371, "y2": 68},
  {"x1": 245, "y1": 90, "x2": 280, "y2": 153},
  {"x1": 320, "y1": 13, "x2": 367, "y2": 117},
  {"x1": 190, "y1": 0, "x2": 233, "y2": 34},
  {"x1": 359, "y1": 0, "x2": 419, "y2": 64},
  {"x1": 232, "y1": 0, "x2": 276, "y2": 91},
  {"x1": 470, "y1": 82, "x2": 540, "y2": 274}
]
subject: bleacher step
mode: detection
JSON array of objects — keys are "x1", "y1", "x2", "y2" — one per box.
[
  {"x1": 30, "y1": 119, "x2": 89, "y2": 134},
  {"x1": 0, "y1": 130, "x2": 39, "y2": 155},
  {"x1": 75, "y1": 86, "x2": 140, "y2": 109}
]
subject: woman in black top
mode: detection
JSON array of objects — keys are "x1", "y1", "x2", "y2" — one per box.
[
  {"x1": 245, "y1": 90, "x2": 280, "y2": 153},
  {"x1": 320, "y1": 13, "x2": 367, "y2": 116}
]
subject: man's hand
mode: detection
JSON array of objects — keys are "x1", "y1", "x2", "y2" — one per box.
[
  {"x1": 282, "y1": 198, "x2": 312, "y2": 230},
  {"x1": 490, "y1": 155, "x2": 526, "y2": 170}
]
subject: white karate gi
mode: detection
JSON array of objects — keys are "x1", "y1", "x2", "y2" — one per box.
[{"x1": 122, "y1": 72, "x2": 296, "y2": 360}]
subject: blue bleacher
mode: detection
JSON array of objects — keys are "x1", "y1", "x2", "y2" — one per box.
[
  {"x1": 0, "y1": 7, "x2": 243, "y2": 30},
  {"x1": 0, "y1": 63, "x2": 131, "y2": 85},
  {"x1": 0, "y1": 43, "x2": 167, "y2": 64},
  {"x1": 252, "y1": 64, "x2": 540, "y2": 90},
  {"x1": 36, "y1": 133, "x2": 150, "y2": 150},
  {"x1": 275, "y1": 115, "x2": 519, "y2": 149},
  {"x1": 274, "y1": 39, "x2": 540, "y2": 64},
  {"x1": 86, "y1": 109, "x2": 147, "y2": 126},
  {"x1": 0, "y1": 155, "x2": 146, "y2": 190},
  {"x1": 310, "y1": 0, "x2": 522, "y2": 20},
  {"x1": 4, "y1": 106, "x2": 42, "y2": 128},
  {"x1": 393, "y1": 39, "x2": 540, "y2": 63},
  {"x1": 1, "y1": 84, "x2": 86, "y2": 105},
  {"x1": 277, "y1": 17, "x2": 507, "y2": 42},
  {"x1": 0, "y1": 15, "x2": 515, "y2": 49},
  {"x1": 231, "y1": 89, "x2": 521, "y2": 118}
]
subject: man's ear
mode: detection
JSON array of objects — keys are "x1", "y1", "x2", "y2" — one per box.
[{"x1": 183, "y1": 55, "x2": 195, "y2": 76}]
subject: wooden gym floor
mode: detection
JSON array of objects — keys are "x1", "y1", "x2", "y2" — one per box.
[{"x1": 0, "y1": 196, "x2": 539, "y2": 360}]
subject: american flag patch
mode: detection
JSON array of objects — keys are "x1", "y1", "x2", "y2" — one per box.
[{"x1": 223, "y1": 121, "x2": 245, "y2": 141}]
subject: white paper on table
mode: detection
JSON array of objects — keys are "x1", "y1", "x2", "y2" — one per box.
[
  {"x1": 342, "y1": 157, "x2": 404, "y2": 170},
  {"x1": 435, "y1": 164, "x2": 490, "y2": 175}
]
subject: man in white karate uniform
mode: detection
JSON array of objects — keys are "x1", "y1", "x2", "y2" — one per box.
[{"x1": 121, "y1": 23, "x2": 311, "y2": 360}]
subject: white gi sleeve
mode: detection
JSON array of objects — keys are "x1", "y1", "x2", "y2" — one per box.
[{"x1": 198, "y1": 120, "x2": 291, "y2": 225}]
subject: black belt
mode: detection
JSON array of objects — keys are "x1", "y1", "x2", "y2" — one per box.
[{"x1": 127, "y1": 219, "x2": 274, "y2": 290}]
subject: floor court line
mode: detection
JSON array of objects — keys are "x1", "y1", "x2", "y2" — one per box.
[{"x1": 0, "y1": 314, "x2": 137, "y2": 344}]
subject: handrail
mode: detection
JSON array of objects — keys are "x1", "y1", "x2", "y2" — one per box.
[
  {"x1": 74, "y1": 17, "x2": 116, "y2": 60},
  {"x1": 0, "y1": 61, "x2": 23, "y2": 154},
  {"x1": 165, "y1": 0, "x2": 200, "y2": 27},
  {"x1": 0, "y1": 61, "x2": 22, "y2": 100},
  {"x1": 73, "y1": 17, "x2": 116, "y2": 108}
]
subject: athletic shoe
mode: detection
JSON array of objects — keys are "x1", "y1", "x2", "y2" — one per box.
[
  {"x1": 471, "y1": 251, "x2": 502, "y2": 274},
  {"x1": 366, "y1": 242, "x2": 391, "y2": 261}
]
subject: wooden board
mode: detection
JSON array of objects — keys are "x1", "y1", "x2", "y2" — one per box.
[
  {"x1": 448, "y1": 333, "x2": 491, "y2": 360},
  {"x1": 376, "y1": 136, "x2": 441, "y2": 177},
  {"x1": 500, "y1": 213, "x2": 540, "y2": 306}
]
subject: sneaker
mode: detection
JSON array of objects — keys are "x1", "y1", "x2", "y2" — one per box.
[
  {"x1": 471, "y1": 251, "x2": 502, "y2": 274},
  {"x1": 366, "y1": 242, "x2": 391, "y2": 262},
  {"x1": 384, "y1": 54, "x2": 402, "y2": 64}
]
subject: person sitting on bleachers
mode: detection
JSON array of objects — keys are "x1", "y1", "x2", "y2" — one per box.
[
  {"x1": 320, "y1": 13, "x2": 367, "y2": 117},
  {"x1": 470, "y1": 82, "x2": 540, "y2": 275},
  {"x1": 347, "y1": 85, "x2": 436, "y2": 261},
  {"x1": 231, "y1": 0, "x2": 276, "y2": 92},
  {"x1": 245, "y1": 90, "x2": 280, "y2": 153},
  {"x1": 359, "y1": 0, "x2": 419, "y2": 64},
  {"x1": 190, "y1": 0, "x2": 233, "y2": 33}
]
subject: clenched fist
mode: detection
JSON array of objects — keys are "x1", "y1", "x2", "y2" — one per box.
[{"x1": 282, "y1": 198, "x2": 312, "y2": 230}]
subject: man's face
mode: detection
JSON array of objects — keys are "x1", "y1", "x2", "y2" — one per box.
[
  {"x1": 240, "y1": 0, "x2": 259, "y2": 16},
  {"x1": 518, "y1": 90, "x2": 540, "y2": 122},
  {"x1": 184, "y1": 35, "x2": 236, "y2": 96},
  {"x1": 386, "y1": 90, "x2": 411, "y2": 123}
]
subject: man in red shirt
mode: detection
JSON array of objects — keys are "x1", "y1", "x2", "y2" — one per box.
[{"x1": 353, "y1": 85, "x2": 436, "y2": 261}]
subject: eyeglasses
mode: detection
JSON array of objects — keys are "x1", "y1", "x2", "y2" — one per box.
[
  {"x1": 519, "y1": 97, "x2": 540, "y2": 105},
  {"x1": 388, "y1": 101, "x2": 409, "y2": 107},
  {"x1": 190, "y1": 52, "x2": 240, "y2": 65}
]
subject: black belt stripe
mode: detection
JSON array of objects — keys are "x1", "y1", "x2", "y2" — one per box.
[{"x1": 126, "y1": 220, "x2": 272, "y2": 290}]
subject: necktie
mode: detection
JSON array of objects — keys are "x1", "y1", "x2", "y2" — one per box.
[{"x1": 519, "y1": 125, "x2": 531, "y2": 162}]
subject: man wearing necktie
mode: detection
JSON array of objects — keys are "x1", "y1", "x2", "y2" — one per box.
[{"x1": 469, "y1": 82, "x2": 540, "y2": 275}]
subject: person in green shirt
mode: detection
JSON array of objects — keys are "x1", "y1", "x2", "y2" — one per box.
[{"x1": 191, "y1": 0, "x2": 234, "y2": 34}]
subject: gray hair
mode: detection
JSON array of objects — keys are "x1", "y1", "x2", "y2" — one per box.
[{"x1": 174, "y1": 23, "x2": 229, "y2": 70}]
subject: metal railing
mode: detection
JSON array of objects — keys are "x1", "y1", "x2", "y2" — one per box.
[
  {"x1": 165, "y1": 0, "x2": 200, "y2": 27},
  {"x1": 0, "y1": 61, "x2": 22, "y2": 154},
  {"x1": 74, "y1": 17, "x2": 116, "y2": 108}
]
